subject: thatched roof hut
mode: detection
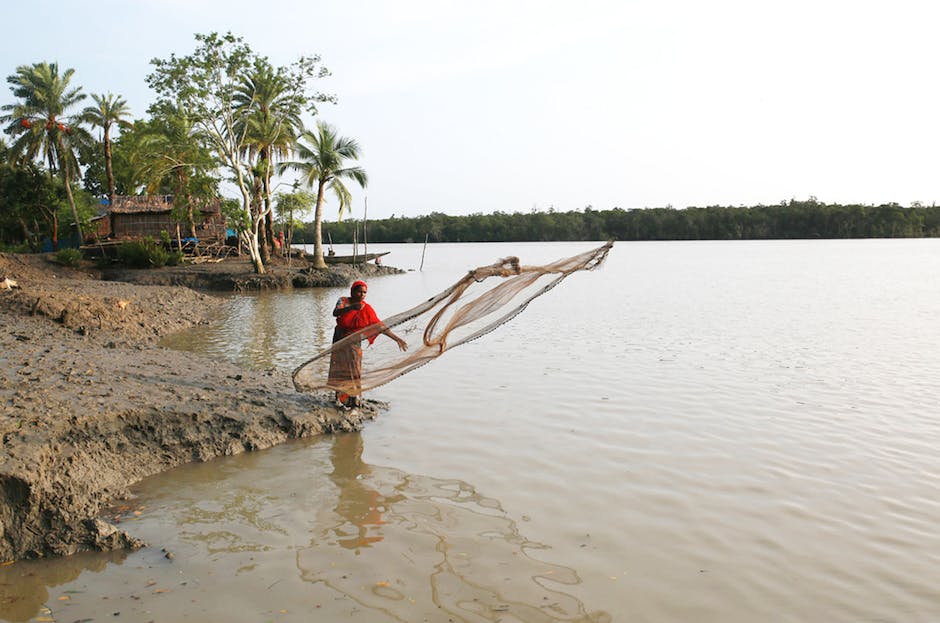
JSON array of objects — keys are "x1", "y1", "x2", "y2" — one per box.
[{"x1": 102, "y1": 196, "x2": 226, "y2": 242}]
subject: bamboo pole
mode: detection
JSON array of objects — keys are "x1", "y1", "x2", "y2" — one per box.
[
  {"x1": 353, "y1": 223, "x2": 358, "y2": 264},
  {"x1": 363, "y1": 196, "x2": 368, "y2": 257},
  {"x1": 419, "y1": 232, "x2": 429, "y2": 271}
]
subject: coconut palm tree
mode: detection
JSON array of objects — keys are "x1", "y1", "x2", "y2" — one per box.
[
  {"x1": 82, "y1": 93, "x2": 132, "y2": 209},
  {"x1": 1, "y1": 62, "x2": 88, "y2": 243},
  {"x1": 234, "y1": 64, "x2": 303, "y2": 261},
  {"x1": 282, "y1": 121, "x2": 367, "y2": 268},
  {"x1": 243, "y1": 112, "x2": 295, "y2": 261}
]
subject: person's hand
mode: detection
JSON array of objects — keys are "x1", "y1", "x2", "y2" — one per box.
[{"x1": 396, "y1": 337, "x2": 408, "y2": 351}]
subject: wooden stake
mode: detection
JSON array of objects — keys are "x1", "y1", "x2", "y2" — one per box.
[{"x1": 419, "y1": 232, "x2": 429, "y2": 271}]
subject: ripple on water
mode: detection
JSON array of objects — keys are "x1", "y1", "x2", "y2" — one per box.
[{"x1": 12, "y1": 241, "x2": 940, "y2": 623}]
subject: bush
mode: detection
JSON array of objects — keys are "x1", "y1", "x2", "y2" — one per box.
[
  {"x1": 166, "y1": 249, "x2": 183, "y2": 266},
  {"x1": 54, "y1": 248, "x2": 83, "y2": 267},
  {"x1": 0, "y1": 241, "x2": 32, "y2": 253},
  {"x1": 117, "y1": 237, "x2": 173, "y2": 268}
]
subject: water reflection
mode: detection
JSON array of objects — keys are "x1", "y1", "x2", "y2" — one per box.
[
  {"x1": 328, "y1": 432, "x2": 401, "y2": 550},
  {"x1": 0, "y1": 550, "x2": 128, "y2": 622},
  {"x1": 1, "y1": 433, "x2": 608, "y2": 622},
  {"x1": 301, "y1": 433, "x2": 611, "y2": 622},
  {"x1": 160, "y1": 289, "x2": 336, "y2": 371}
]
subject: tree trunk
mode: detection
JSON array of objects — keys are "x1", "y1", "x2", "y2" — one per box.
[
  {"x1": 265, "y1": 210, "x2": 275, "y2": 257},
  {"x1": 62, "y1": 171, "x2": 83, "y2": 244},
  {"x1": 287, "y1": 207, "x2": 294, "y2": 265},
  {"x1": 56, "y1": 137, "x2": 83, "y2": 244},
  {"x1": 104, "y1": 126, "x2": 116, "y2": 236},
  {"x1": 262, "y1": 164, "x2": 275, "y2": 257},
  {"x1": 49, "y1": 212, "x2": 59, "y2": 251},
  {"x1": 18, "y1": 217, "x2": 30, "y2": 242},
  {"x1": 176, "y1": 170, "x2": 198, "y2": 240},
  {"x1": 247, "y1": 228, "x2": 264, "y2": 274},
  {"x1": 231, "y1": 157, "x2": 263, "y2": 274},
  {"x1": 311, "y1": 181, "x2": 327, "y2": 269},
  {"x1": 258, "y1": 222, "x2": 269, "y2": 264},
  {"x1": 259, "y1": 224, "x2": 270, "y2": 263},
  {"x1": 253, "y1": 179, "x2": 270, "y2": 265},
  {"x1": 104, "y1": 127, "x2": 114, "y2": 201}
]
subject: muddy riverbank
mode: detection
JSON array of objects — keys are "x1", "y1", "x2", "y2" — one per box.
[{"x1": 0, "y1": 253, "x2": 396, "y2": 562}]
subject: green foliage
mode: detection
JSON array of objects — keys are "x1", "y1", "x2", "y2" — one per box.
[
  {"x1": 0, "y1": 241, "x2": 31, "y2": 253},
  {"x1": 274, "y1": 190, "x2": 315, "y2": 226},
  {"x1": 2, "y1": 61, "x2": 94, "y2": 240},
  {"x1": 116, "y1": 237, "x2": 177, "y2": 268},
  {"x1": 311, "y1": 200, "x2": 940, "y2": 244},
  {"x1": 146, "y1": 32, "x2": 333, "y2": 272},
  {"x1": 0, "y1": 156, "x2": 70, "y2": 249},
  {"x1": 54, "y1": 247, "x2": 83, "y2": 266},
  {"x1": 109, "y1": 120, "x2": 162, "y2": 195},
  {"x1": 78, "y1": 138, "x2": 106, "y2": 196},
  {"x1": 220, "y1": 198, "x2": 248, "y2": 233},
  {"x1": 281, "y1": 121, "x2": 367, "y2": 266},
  {"x1": 81, "y1": 92, "x2": 133, "y2": 204},
  {"x1": 147, "y1": 103, "x2": 220, "y2": 226}
]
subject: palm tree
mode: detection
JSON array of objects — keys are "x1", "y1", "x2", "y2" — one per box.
[
  {"x1": 244, "y1": 112, "x2": 295, "y2": 261},
  {"x1": 234, "y1": 65, "x2": 303, "y2": 261},
  {"x1": 82, "y1": 93, "x2": 132, "y2": 210},
  {"x1": 1, "y1": 62, "x2": 88, "y2": 243},
  {"x1": 282, "y1": 121, "x2": 367, "y2": 268}
]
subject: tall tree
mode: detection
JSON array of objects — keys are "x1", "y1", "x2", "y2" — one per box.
[
  {"x1": 235, "y1": 62, "x2": 305, "y2": 262},
  {"x1": 0, "y1": 144, "x2": 67, "y2": 250},
  {"x1": 145, "y1": 103, "x2": 219, "y2": 238},
  {"x1": 1, "y1": 61, "x2": 89, "y2": 242},
  {"x1": 274, "y1": 189, "x2": 315, "y2": 258},
  {"x1": 147, "y1": 32, "x2": 331, "y2": 274},
  {"x1": 82, "y1": 93, "x2": 132, "y2": 208},
  {"x1": 282, "y1": 121, "x2": 367, "y2": 268},
  {"x1": 108, "y1": 120, "x2": 160, "y2": 196}
]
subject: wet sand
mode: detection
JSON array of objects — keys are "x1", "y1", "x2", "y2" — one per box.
[{"x1": 0, "y1": 253, "x2": 397, "y2": 562}]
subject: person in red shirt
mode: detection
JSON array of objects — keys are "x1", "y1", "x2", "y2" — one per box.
[{"x1": 329, "y1": 280, "x2": 407, "y2": 408}]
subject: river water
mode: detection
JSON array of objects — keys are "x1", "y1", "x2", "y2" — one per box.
[{"x1": 3, "y1": 240, "x2": 940, "y2": 622}]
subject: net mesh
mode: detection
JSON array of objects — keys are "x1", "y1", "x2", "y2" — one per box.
[{"x1": 292, "y1": 241, "x2": 613, "y2": 396}]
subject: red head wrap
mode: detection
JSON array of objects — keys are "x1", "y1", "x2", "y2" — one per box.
[{"x1": 351, "y1": 280, "x2": 367, "y2": 292}]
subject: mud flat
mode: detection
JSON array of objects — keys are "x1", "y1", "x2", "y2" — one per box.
[{"x1": 0, "y1": 253, "x2": 394, "y2": 561}]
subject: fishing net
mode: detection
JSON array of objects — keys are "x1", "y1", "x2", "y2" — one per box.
[{"x1": 292, "y1": 241, "x2": 613, "y2": 396}]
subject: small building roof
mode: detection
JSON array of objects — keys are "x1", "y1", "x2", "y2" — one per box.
[{"x1": 110, "y1": 195, "x2": 221, "y2": 214}]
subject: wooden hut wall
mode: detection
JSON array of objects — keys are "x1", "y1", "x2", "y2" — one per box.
[
  {"x1": 113, "y1": 213, "x2": 174, "y2": 239},
  {"x1": 90, "y1": 216, "x2": 111, "y2": 239},
  {"x1": 113, "y1": 212, "x2": 226, "y2": 241},
  {"x1": 195, "y1": 213, "x2": 227, "y2": 241}
]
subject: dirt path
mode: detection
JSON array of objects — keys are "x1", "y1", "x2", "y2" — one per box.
[{"x1": 0, "y1": 253, "x2": 393, "y2": 561}]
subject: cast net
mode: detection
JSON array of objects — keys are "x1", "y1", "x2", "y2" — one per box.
[{"x1": 292, "y1": 241, "x2": 613, "y2": 396}]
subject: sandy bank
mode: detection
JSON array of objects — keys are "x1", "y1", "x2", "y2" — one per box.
[{"x1": 0, "y1": 253, "x2": 396, "y2": 562}]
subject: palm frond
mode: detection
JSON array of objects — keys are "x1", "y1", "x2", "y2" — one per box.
[{"x1": 329, "y1": 179, "x2": 354, "y2": 221}]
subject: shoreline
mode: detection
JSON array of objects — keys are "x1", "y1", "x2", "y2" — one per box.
[{"x1": 0, "y1": 253, "x2": 398, "y2": 562}]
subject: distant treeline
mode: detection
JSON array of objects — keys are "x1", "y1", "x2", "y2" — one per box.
[{"x1": 295, "y1": 200, "x2": 940, "y2": 244}]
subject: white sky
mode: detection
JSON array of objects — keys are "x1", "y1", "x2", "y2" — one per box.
[{"x1": 2, "y1": 0, "x2": 938, "y2": 220}]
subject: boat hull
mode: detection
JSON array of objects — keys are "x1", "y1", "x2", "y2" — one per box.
[{"x1": 304, "y1": 251, "x2": 390, "y2": 265}]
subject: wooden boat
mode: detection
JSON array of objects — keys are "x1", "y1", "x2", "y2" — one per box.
[{"x1": 304, "y1": 251, "x2": 390, "y2": 265}]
